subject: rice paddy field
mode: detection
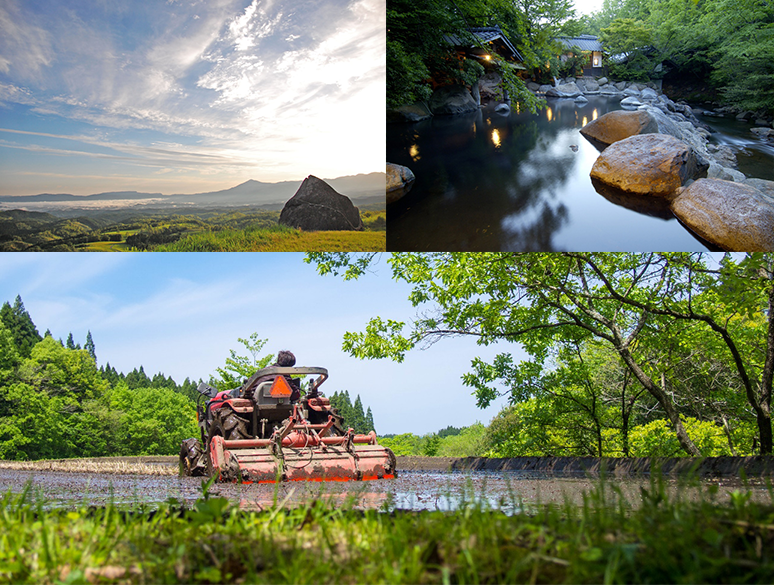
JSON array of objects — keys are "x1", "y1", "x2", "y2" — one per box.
[{"x1": 1, "y1": 456, "x2": 773, "y2": 583}]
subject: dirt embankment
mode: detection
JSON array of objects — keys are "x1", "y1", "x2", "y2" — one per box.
[
  {"x1": 2, "y1": 455, "x2": 772, "y2": 478},
  {"x1": 400, "y1": 455, "x2": 774, "y2": 478}
]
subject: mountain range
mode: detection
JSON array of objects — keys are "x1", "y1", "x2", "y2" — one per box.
[{"x1": 0, "y1": 172, "x2": 385, "y2": 209}]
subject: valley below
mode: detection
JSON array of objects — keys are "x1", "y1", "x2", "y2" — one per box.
[{"x1": 0, "y1": 173, "x2": 386, "y2": 251}]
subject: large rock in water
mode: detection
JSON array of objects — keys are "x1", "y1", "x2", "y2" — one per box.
[
  {"x1": 546, "y1": 82, "x2": 582, "y2": 98},
  {"x1": 590, "y1": 134, "x2": 708, "y2": 200},
  {"x1": 670, "y1": 179, "x2": 774, "y2": 251},
  {"x1": 428, "y1": 85, "x2": 478, "y2": 115},
  {"x1": 386, "y1": 163, "x2": 415, "y2": 205},
  {"x1": 580, "y1": 110, "x2": 659, "y2": 150},
  {"x1": 279, "y1": 176, "x2": 363, "y2": 231}
]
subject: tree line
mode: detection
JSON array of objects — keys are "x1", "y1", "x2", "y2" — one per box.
[
  {"x1": 309, "y1": 252, "x2": 773, "y2": 458},
  {"x1": 583, "y1": 0, "x2": 774, "y2": 115},
  {"x1": 0, "y1": 296, "x2": 199, "y2": 460},
  {"x1": 388, "y1": 0, "x2": 578, "y2": 111},
  {"x1": 0, "y1": 304, "x2": 381, "y2": 461},
  {"x1": 388, "y1": 0, "x2": 773, "y2": 117}
]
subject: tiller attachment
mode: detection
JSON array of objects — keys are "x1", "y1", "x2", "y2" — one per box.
[{"x1": 209, "y1": 405, "x2": 397, "y2": 483}]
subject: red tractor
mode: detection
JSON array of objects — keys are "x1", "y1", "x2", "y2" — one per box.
[{"x1": 180, "y1": 365, "x2": 396, "y2": 483}]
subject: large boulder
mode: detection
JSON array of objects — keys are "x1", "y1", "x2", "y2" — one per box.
[
  {"x1": 745, "y1": 178, "x2": 774, "y2": 202},
  {"x1": 579, "y1": 110, "x2": 659, "y2": 150},
  {"x1": 279, "y1": 175, "x2": 363, "y2": 231},
  {"x1": 623, "y1": 87, "x2": 641, "y2": 98},
  {"x1": 590, "y1": 133, "x2": 708, "y2": 200},
  {"x1": 546, "y1": 82, "x2": 582, "y2": 98},
  {"x1": 387, "y1": 102, "x2": 432, "y2": 123},
  {"x1": 386, "y1": 163, "x2": 415, "y2": 205},
  {"x1": 708, "y1": 162, "x2": 746, "y2": 182},
  {"x1": 583, "y1": 78, "x2": 600, "y2": 94},
  {"x1": 640, "y1": 87, "x2": 659, "y2": 101},
  {"x1": 428, "y1": 85, "x2": 478, "y2": 115},
  {"x1": 600, "y1": 85, "x2": 622, "y2": 96},
  {"x1": 620, "y1": 96, "x2": 643, "y2": 108},
  {"x1": 478, "y1": 72, "x2": 505, "y2": 103},
  {"x1": 670, "y1": 179, "x2": 774, "y2": 251}
]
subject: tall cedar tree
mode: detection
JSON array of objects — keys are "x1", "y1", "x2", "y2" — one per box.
[{"x1": 0, "y1": 295, "x2": 42, "y2": 358}]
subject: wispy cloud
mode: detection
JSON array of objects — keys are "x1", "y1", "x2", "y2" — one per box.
[{"x1": 0, "y1": 0, "x2": 385, "y2": 195}]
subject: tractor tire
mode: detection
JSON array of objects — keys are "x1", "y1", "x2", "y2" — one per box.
[
  {"x1": 179, "y1": 438, "x2": 206, "y2": 477},
  {"x1": 211, "y1": 406, "x2": 250, "y2": 441}
]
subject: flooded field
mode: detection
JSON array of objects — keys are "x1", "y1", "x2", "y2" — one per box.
[{"x1": 1, "y1": 466, "x2": 770, "y2": 513}]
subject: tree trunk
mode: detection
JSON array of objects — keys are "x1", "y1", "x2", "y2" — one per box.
[
  {"x1": 617, "y1": 346, "x2": 701, "y2": 456},
  {"x1": 758, "y1": 271, "x2": 774, "y2": 454}
]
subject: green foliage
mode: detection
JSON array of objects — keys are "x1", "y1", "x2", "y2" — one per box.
[
  {"x1": 386, "y1": 0, "x2": 548, "y2": 113},
  {"x1": 0, "y1": 296, "x2": 42, "y2": 359},
  {"x1": 212, "y1": 333, "x2": 274, "y2": 391},
  {"x1": 0, "y1": 299, "x2": 200, "y2": 460},
  {"x1": 103, "y1": 385, "x2": 199, "y2": 456},
  {"x1": 379, "y1": 432, "x2": 423, "y2": 456},
  {"x1": 309, "y1": 252, "x2": 774, "y2": 457},
  {"x1": 436, "y1": 423, "x2": 486, "y2": 456},
  {"x1": 585, "y1": 0, "x2": 774, "y2": 113},
  {"x1": 380, "y1": 424, "x2": 488, "y2": 457},
  {"x1": 329, "y1": 390, "x2": 376, "y2": 434},
  {"x1": 629, "y1": 417, "x2": 754, "y2": 457}
]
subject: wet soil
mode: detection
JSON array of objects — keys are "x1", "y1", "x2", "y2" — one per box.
[{"x1": 1, "y1": 464, "x2": 770, "y2": 513}]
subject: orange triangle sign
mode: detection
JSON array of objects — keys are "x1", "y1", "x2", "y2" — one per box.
[{"x1": 270, "y1": 375, "x2": 293, "y2": 397}]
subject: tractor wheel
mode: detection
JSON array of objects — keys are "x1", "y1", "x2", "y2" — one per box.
[
  {"x1": 179, "y1": 438, "x2": 206, "y2": 477},
  {"x1": 211, "y1": 407, "x2": 250, "y2": 441}
]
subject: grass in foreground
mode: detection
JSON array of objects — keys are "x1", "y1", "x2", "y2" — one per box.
[
  {"x1": 152, "y1": 225, "x2": 385, "y2": 251},
  {"x1": 1, "y1": 476, "x2": 773, "y2": 584}
]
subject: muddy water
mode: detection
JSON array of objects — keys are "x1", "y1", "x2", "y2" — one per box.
[{"x1": 1, "y1": 468, "x2": 769, "y2": 513}]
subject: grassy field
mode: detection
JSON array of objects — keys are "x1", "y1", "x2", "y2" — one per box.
[
  {"x1": 152, "y1": 225, "x2": 385, "y2": 252},
  {"x1": 1, "y1": 475, "x2": 772, "y2": 583}
]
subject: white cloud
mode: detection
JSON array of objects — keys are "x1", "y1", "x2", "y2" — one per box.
[{"x1": 0, "y1": 0, "x2": 385, "y2": 192}]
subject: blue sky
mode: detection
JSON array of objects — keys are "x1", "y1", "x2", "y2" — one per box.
[
  {"x1": 0, "y1": 0, "x2": 385, "y2": 196},
  {"x1": 0, "y1": 253, "x2": 518, "y2": 435}
]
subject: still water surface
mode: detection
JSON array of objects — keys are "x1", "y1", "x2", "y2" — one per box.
[
  {"x1": 386, "y1": 95, "x2": 770, "y2": 252},
  {"x1": 4, "y1": 468, "x2": 770, "y2": 514}
]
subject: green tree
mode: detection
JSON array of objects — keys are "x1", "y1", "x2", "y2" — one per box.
[
  {"x1": 0, "y1": 295, "x2": 42, "y2": 358},
  {"x1": 212, "y1": 333, "x2": 274, "y2": 390},
  {"x1": 84, "y1": 331, "x2": 96, "y2": 362},
  {"x1": 308, "y1": 252, "x2": 774, "y2": 456},
  {"x1": 437, "y1": 423, "x2": 487, "y2": 456},
  {"x1": 600, "y1": 18, "x2": 655, "y2": 81},
  {"x1": 387, "y1": 0, "x2": 543, "y2": 112},
  {"x1": 379, "y1": 432, "x2": 423, "y2": 456},
  {"x1": 702, "y1": 0, "x2": 774, "y2": 115}
]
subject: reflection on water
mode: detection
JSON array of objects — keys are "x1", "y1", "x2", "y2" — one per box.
[{"x1": 387, "y1": 95, "x2": 713, "y2": 251}]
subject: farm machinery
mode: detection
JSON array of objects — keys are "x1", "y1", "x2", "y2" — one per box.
[{"x1": 179, "y1": 365, "x2": 396, "y2": 483}]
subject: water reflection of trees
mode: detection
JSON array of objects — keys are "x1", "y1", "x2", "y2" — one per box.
[{"x1": 386, "y1": 96, "x2": 621, "y2": 250}]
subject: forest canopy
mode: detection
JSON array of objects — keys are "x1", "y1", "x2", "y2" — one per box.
[
  {"x1": 309, "y1": 252, "x2": 773, "y2": 458},
  {"x1": 388, "y1": 0, "x2": 774, "y2": 115},
  {"x1": 585, "y1": 0, "x2": 774, "y2": 113}
]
